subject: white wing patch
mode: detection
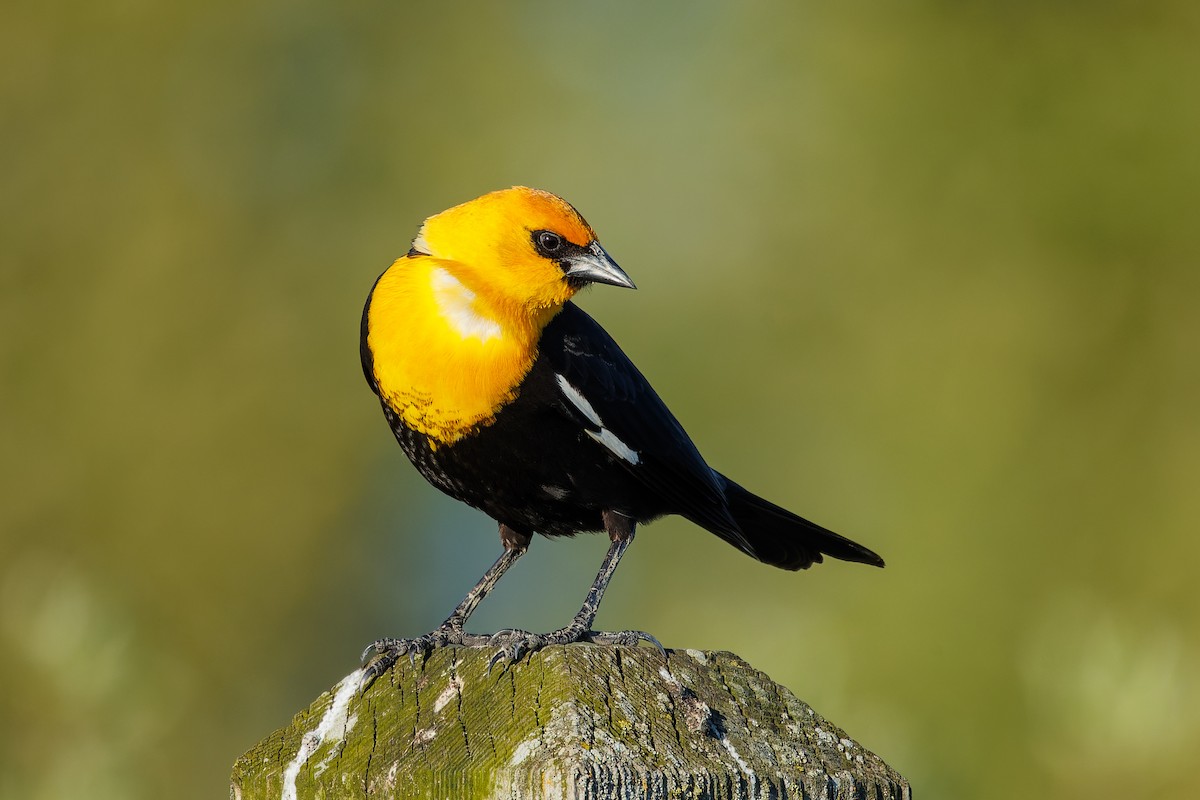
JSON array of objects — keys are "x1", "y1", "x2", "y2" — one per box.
[
  {"x1": 554, "y1": 374, "x2": 602, "y2": 426},
  {"x1": 430, "y1": 267, "x2": 503, "y2": 342},
  {"x1": 588, "y1": 428, "x2": 640, "y2": 465},
  {"x1": 555, "y1": 373, "x2": 641, "y2": 465}
]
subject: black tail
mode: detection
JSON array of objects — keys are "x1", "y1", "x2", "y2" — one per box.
[{"x1": 712, "y1": 473, "x2": 885, "y2": 571}]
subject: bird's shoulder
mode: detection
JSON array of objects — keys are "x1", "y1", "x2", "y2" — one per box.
[
  {"x1": 526, "y1": 303, "x2": 743, "y2": 536},
  {"x1": 536, "y1": 302, "x2": 649, "y2": 409}
]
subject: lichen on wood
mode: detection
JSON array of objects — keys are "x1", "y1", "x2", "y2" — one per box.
[{"x1": 231, "y1": 646, "x2": 909, "y2": 799}]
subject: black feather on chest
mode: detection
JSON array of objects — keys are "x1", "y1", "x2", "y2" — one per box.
[
  {"x1": 378, "y1": 366, "x2": 658, "y2": 538},
  {"x1": 371, "y1": 302, "x2": 735, "y2": 541}
]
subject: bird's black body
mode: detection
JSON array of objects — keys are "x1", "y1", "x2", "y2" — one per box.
[
  {"x1": 361, "y1": 299, "x2": 883, "y2": 572},
  {"x1": 356, "y1": 186, "x2": 885, "y2": 678}
]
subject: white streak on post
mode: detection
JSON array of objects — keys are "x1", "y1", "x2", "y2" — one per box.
[
  {"x1": 433, "y1": 676, "x2": 463, "y2": 714},
  {"x1": 281, "y1": 669, "x2": 362, "y2": 800},
  {"x1": 721, "y1": 736, "x2": 754, "y2": 776}
]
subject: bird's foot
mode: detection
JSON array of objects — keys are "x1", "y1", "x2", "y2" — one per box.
[
  {"x1": 360, "y1": 622, "x2": 490, "y2": 687},
  {"x1": 485, "y1": 625, "x2": 662, "y2": 673}
]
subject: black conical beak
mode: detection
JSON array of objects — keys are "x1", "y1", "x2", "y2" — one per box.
[{"x1": 563, "y1": 241, "x2": 636, "y2": 289}]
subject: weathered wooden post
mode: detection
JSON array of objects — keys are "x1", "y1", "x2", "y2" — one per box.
[{"x1": 231, "y1": 646, "x2": 908, "y2": 799}]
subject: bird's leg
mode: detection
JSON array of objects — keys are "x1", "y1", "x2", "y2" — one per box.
[
  {"x1": 487, "y1": 511, "x2": 661, "y2": 668},
  {"x1": 438, "y1": 524, "x2": 531, "y2": 642},
  {"x1": 361, "y1": 525, "x2": 530, "y2": 683}
]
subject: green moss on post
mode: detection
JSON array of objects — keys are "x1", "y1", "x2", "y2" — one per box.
[{"x1": 231, "y1": 646, "x2": 908, "y2": 799}]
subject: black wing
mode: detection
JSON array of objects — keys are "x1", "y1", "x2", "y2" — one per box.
[{"x1": 537, "y1": 302, "x2": 757, "y2": 556}]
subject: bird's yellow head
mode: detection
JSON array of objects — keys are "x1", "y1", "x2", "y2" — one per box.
[
  {"x1": 411, "y1": 187, "x2": 635, "y2": 320},
  {"x1": 365, "y1": 187, "x2": 636, "y2": 443}
]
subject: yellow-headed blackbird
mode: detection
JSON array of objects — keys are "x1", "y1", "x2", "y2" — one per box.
[{"x1": 360, "y1": 187, "x2": 883, "y2": 675}]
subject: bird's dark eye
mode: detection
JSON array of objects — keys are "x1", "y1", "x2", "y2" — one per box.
[{"x1": 533, "y1": 230, "x2": 564, "y2": 256}]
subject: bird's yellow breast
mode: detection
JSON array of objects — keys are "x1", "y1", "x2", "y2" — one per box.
[{"x1": 366, "y1": 256, "x2": 552, "y2": 446}]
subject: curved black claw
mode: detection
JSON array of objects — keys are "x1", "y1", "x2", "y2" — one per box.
[
  {"x1": 484, "y1": 626, "x2": 664, "y2": 674},
  {"x1": 359, "y1": 625, "x2": 470, "y2": 689},
  {"x1": 360, "y1": 635, "x2": 429, "y2": 668},
  {"x1": 584, "y1": 629, "x2": 665, "y2": 654},
  {"x1": 484, "y1": 628, "x2": 540, "y2": 674},
  {"x1": 359, "y1": 636, "x2": 427, "y2": 690}
]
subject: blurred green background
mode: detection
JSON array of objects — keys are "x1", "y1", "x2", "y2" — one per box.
[{"x1": 3, "y1": 1, "x2": 1197, "y2": 797}]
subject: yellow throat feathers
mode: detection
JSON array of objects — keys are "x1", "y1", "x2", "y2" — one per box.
[{"x1": 367, "y1": 255, "x2": 563, "y2": 446}]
